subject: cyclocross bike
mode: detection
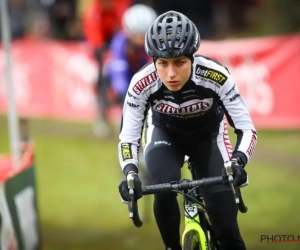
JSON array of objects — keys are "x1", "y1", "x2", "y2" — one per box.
[{"x1": 126, "y1": 160, "x2": 248, "y2": 250}]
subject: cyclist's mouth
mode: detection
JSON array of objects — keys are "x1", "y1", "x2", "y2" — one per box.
[{"x1": 167, "y1": 81, "x2": 179, "y2": 86}]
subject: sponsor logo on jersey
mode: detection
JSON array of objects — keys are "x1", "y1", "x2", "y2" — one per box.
[
  {"x1": 127, "y1": 101, "x2": 139, "y2": 108},
  {"x1": 195, "y1": 65, "x2": 227, "y2": 86},
  {"x1": 164, "y1": 95, "x2": 174, "y2": 99},
  {"x1": 127, "y1": 92, "x2": 139, "y2": 100},
  {"x1": 225, "y1": 85, "x2": 235, "y2": 95},
  {"x1": 133, "y1": 71, "x2": 158, "y2": 95},
  {"x1": 183, "y1": 94, "x2": 198, "y2": 99},
  {"x1": 229, "y1": 93, "x2": 240, "y2": 102},
  {"x1": 182, "y1": 89, "x2": 195, "y2": 94},
  {"x1": 153, "y1": 99, "x2": 213, "y2": 115},
  {"x1": 120, "y1": 143, "x2": 133, "y2": 161}
]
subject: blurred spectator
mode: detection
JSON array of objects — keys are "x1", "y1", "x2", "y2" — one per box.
[
  {"x1": 45, "y1": 0, "x2": 78, "y2": 40},
  {"x1": 65, "y1": 17, "x2": 83, "y2": 40},
  {"x1": 107, "y1": 3, "x2": 157, "y2": 102},
  {"x1": 29, "y1": 10, "x2": 52, "y2": 39},
  {"x1": 91, "y1": 3, "x2": 157, "y2": 137},
  {"x1": 82, "y1": 0, "x2": 130, "y2": 50},
  {"x1": 82, "y1": 0, "x2": 131, "y2": 137}
]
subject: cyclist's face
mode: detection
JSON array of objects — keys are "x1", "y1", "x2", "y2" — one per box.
[{"x1": 155, "y1": 56, "x2": 191, "y2": 91}]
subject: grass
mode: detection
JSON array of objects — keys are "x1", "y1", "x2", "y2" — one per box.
[
  {"x1": 254, "y1": 130, "x2": 300, "y2": 157},
  {"x1": 0, "y1": 116, "x2": 300, "y2": 250}
]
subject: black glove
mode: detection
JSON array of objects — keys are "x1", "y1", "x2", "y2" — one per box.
[
  {"x1": 231, "y1": 161, "x2": 248, "y2": 188},
  {"x1": 223, "y1": 160, "x2": 248, "y2": 188},
  {"x1": 118, "y1": 173, "x2": 143, "y2": 202}
]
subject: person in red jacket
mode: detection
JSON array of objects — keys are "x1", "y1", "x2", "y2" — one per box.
[
  {"x1": 82, "y1": 0, "x2": 131, "y2": 137},
  {"x1": 82, "y1": 0, "x2": 130, "y2": 49}
]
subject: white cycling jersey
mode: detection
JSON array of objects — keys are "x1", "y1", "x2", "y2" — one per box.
[{"x1": 118, "y1": 55, "x2": 257, "y2": 172}]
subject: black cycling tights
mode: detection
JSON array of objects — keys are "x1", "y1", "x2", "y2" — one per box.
[{"x1": 145, "y1": 147, "x2": 246, "y2": 250}]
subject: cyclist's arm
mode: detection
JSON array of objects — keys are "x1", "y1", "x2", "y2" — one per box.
[
  {"x1": 218, "y1": 71, "x2": 258, "y2": 167},
  {"x1": 118, "y1": 72, "x2": 148, "y2": 176}
]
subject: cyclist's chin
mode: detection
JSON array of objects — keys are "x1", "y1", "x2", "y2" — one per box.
[{"x1": 165, "y1": 83, "x2": 184, "y2": 92}]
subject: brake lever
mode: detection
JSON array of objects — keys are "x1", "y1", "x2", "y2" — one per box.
[
  {"x1": 224, "y1": 161, "x2": 240, "y2": 204},
  {"x1": 127, "y1": 173, "x2": 135, "y2": 218},
  {"x1": 126, "y1": 173, "x2": 143, "y2": 227}
]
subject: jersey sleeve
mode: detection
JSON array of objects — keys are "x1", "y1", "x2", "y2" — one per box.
[
  {"x1": 218, "y1": 71, "x2": 258, "y2": 165},
  {"x1": 118, "y1": 73, "x2": 148, "y2": 174}
]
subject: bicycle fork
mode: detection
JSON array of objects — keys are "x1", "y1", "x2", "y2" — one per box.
[{"x1": 182, "y1": 201, "x2": 209, "y2": 250}]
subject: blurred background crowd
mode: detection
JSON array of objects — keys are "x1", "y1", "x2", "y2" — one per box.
[
  {"x1": 3, "y1": 0, "x2": 298, "y2": 138},
  {"x1": 1, "y1": 0, "x2": 299, "y2": 42}
]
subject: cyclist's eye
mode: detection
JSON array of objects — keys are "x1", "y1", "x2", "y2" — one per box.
[
  {"x1": 176, "y1": 61, "x2": 184, "y2": 66},
  {"x1": 158, "y1": 61, "x2": 167, "y2": 67}
]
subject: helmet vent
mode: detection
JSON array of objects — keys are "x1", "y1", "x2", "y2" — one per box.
[{"x1": 166, "y1": 17, "x2": 173, "y2": 23}]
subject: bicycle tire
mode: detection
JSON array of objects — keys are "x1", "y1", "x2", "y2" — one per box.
[{"x1": 183, "y1": 230, "x2": 201, "y2": 250}]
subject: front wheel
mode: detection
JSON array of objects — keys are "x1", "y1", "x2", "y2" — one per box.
[{"x1": 183, "y1": 230, "x2": 201, "y2": 250}]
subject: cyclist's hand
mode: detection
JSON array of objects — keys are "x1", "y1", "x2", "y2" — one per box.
[
  {"x1": 118, "y1": 172, "x2": 142, "y2": 202},
  {"x1": 230, "y1": 161, "x2": 248, "y2": 188},
  {"x1": 223, "y1": 160, "x2": 248, "y2": 188}
]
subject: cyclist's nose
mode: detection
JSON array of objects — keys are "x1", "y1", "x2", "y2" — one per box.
[{"x1": 167, "y1": 65, "x2": 176, "y2": 79}]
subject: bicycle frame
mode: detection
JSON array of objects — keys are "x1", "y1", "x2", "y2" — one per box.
[
  {"x1": 181, "y1": 162, "x2": 215, "y2": 249},
  {"x1": 182, "y1": 201, "x2": 209, "y2": 249}
]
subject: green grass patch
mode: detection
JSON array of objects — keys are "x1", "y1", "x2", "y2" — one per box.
[{"x1": 0, "y1": 116, "x2": 299, "y2": 250}]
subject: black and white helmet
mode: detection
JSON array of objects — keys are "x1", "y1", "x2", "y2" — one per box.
[{"x1": 145, "y1": 11, "x2": 200, "y2": 58}]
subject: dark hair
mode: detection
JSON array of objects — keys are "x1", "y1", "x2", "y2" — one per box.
[{"x1": 145, "y1": 11, "x2": 200, "y2": 58}]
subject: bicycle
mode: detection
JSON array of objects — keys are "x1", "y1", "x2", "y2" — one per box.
[{"x1": 125, "y1": 160, "x2": 248, "y2": 250}]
